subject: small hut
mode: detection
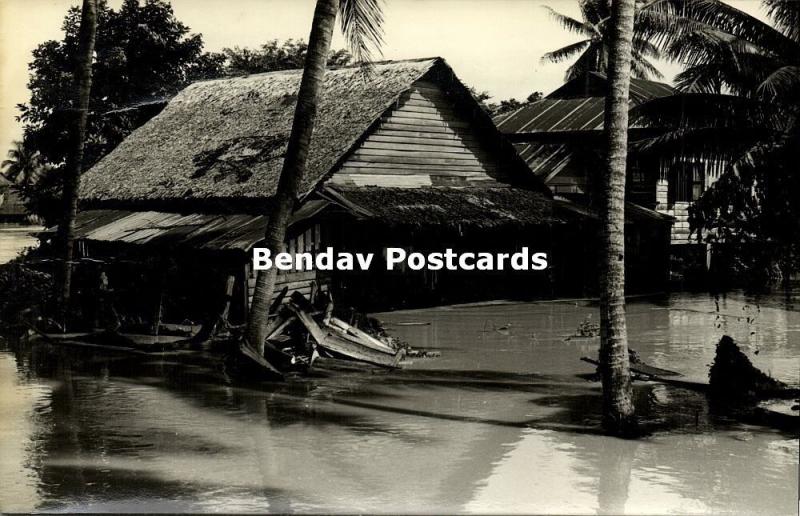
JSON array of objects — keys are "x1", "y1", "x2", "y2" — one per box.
[{"x1": 73, "y1": 58, "x2": 564, "y2": 330}]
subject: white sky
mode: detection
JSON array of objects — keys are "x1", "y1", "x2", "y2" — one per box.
[{"x1": 0, "y1": 0, "x2": 769, "y2": 156}]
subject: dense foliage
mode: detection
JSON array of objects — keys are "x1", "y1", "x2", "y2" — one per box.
[
  {"x1": 15, "y1": 0, "x2": 225, "y2": 223},
  {"x1": 221, "y1": 40, "x2": 352, "y2": 76},
  {"x1": 634, "y1": 0, "x2": 800, "y2": 283},
  {"x1": 10, "y1": 1, "x2": 359, "y2": 225}
]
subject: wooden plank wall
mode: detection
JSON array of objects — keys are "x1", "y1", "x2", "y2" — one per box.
[
  {"x1": 328, "y1": 80, "x2": 513, "y2": 188},
  {"x1": 246, "y1": 223, "x2": 328, "y2": 306}
]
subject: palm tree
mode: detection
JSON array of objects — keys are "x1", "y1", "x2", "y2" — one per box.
[
  {"x1": 541, "y1": 0, "x2": 663, "y2": 81},
  {"x1": 599, "y1": 0, "x2": 637, "y2": 436},
  {"x1": 246, "y1": 0, "x2": 384, "y2": 357},
  {"x1": 57, "y1": 0, "x2": 98, "y2": 315},
  {"x1": 1, "y1": 141, "x2": 43, "y2": 187},
  {"x1": 632, "y1": 0, "x2": 799, "y2": 278}
]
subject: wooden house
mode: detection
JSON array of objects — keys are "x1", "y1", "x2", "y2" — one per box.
[
  {"x1": 495, "y1": 72, "x2": 717, "y2": 278},
  {"x1": 72, "y1": 57, "x2": 566, "y2": 328}
]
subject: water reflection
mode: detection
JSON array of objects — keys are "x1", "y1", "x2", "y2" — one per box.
[
  {"x1": 0, "y1": 290, "x2": 798, "y2": 514},
  {"x1": 0, "y1": 224, "x2": 41, "y2": 264}
]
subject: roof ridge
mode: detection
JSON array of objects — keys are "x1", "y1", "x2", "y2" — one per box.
[{"x1": 189, "y1": 57, "x2": 442, "y2": 85}]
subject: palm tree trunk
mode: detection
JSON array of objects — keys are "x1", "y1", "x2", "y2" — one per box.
[
  {"x1": 57, "y1": 0, "x2": 97, "y2": 318},
  {"x1": 599, "y1": 0, "x2": 636, "y2": 436},
  {"x1": 246, "y1": 0, "x2": 340, "y2": 354}
]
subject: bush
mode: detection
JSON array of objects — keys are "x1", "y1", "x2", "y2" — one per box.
[{"x1": 0, "y1": 260, "x2": 54, "y2": 331}]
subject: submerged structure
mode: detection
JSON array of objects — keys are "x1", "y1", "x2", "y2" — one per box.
[{"x1": 70, "y1": 58, "x2": 670, "y2": 332}]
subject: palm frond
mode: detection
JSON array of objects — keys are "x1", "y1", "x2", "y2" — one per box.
[
  {"x1": 632, "y1": 37, "x2": 661, "y2": 58},
  {"x1": 542, "y1": 6, "x2": 597, "y2": 37},
  {"x1": 339, "y1": 0, "x2": 384, "y2": 65},
  {"x1": 633, "y1": 93, "x2": 773, "y2": 125},
  {"x1": 579, "y1": 0, "x2": 611, "y2": 25},
  {"x1": 641, "y1": 0, "x2": 798, "y2": 63},
  {"x1": 630, "y1": 50, "x2": 664, "y2": 79},
  {"x1": 674, "y1": 63, "x2": 725, "y2": 93},
  {"x1": 758, "y1": 65, "x2": 800, "y2": 100},
  {"x1": 540, "y1": 39, "x2": 592, "y2": 64},
  {"x1": 633, "y1": 126, "x2": 778, "y2": 162},
  {"x1": 762, "y1": 0, "x2": 800, "y2": 42},
  {"x1": 564, "y1": 41, "x2": 604, "y2": 80}
]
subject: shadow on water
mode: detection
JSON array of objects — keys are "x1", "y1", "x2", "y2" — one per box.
[{"x1": 1, "y1": 288, "x2": 798, "y2": 515}]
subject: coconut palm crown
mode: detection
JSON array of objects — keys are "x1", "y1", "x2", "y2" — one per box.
[{"x1": 541, "y1": 0, "x2": 663, "y2": 81}]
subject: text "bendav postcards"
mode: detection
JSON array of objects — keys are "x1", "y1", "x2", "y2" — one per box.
[{"x1": 253, "y1": 247, "x2": 548, "y2": 272}]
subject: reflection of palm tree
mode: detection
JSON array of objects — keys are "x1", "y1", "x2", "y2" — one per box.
[
  {"x1": 1, "y1": 141, "x2": 43, "y2": 187},
  {"x1": 541, "y1": 0, "x2": 662, "y2": 80}
]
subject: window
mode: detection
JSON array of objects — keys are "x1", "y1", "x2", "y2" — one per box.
[{"x1": 668, "y1": 161, "x2": 704, "y2": 204}]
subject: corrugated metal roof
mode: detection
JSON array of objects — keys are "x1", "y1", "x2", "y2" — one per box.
[
  {"x1": 545, "y1": 72, "x2": 674, "y2": 104},
  {"x1": 512, "y1": 142, "x2": 574, "y2": 178},
  {"x1": 628, "y1": 76, "x2": 676, "y2": 103},
  {"x1": 496, "y1": 98, "x2": 606, "y2": 134},
  {"x1": 554, "y1": 197, "x2": 674, "y2": 224},
  {"x1": 72, "y1": 200, "x2": 330, "y2": 253},
  {"x1": 73, "y1": 210, "x2": 267, "y2": 252}
]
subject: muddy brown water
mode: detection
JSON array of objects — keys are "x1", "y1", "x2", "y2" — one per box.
[{"x1": 1, "y1": 227, "x2": 799, "y2": 514}]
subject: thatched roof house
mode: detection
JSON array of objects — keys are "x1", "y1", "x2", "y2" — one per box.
[
  {"x1": 72, "y1": 57, "x2": 564, "y2": 314},
  {"x1": 81, "y1": 57, "x2": 546, "y2": 212}
]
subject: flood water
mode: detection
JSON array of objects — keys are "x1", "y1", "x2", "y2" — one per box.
[
  {"x1": 0, "y1": 223, "x2": 41, "y2": 264},
  {"x1": 1, "y1": 227, "x2": 798, "y2": 514}
]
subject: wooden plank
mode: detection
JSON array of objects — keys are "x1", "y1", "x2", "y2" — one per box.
[
  {"x1": 400, "y1": 98, "x2": 441, "y2": 109},
  {"x1": 395, "y1": 104, "x2": 454, "y2": 116},
  {"x1": 411, "y1": 82, "x2": 449, "y2": 95},
  {"x1": 327, "y1": 317, "x2": 396, "y2": 353},
  {"x1": 404, "y1": 83, "x2": 451, "y2": 101},
  {"x1": 347, "y1": 153, "x2": 485, "y2": 167},
  {"x1": 381, "y1": 115, "x2": 471, "y2": 130},
  {"x1": 336, "y1": 167, "x2": 495, "y2": 177},
  {"x1": 360, "y1": 140, "x2": 478, "y2": 155},
  {"x1": 287, "y1": 299, "x2": 402, "y2": 369},
  {"x1": 366, "y1": 133, "x2": 478, "y2": 148},
  {"x1": 353, "y1": 147, "x2": 483, "y2": 161},
  {"x1": 378, "y1": 121, "x2": 472, "y2": 135},
  {"x1": 329, "y1": 174, "x2": 433, "y2": 188},
  {"x1": 339, "y1": 160, "x2": 495, "y2": 172},
  {"x1": 239, "y1": 342, "x2": 284, "y2": 377},
  {"x1": 370, "y1": 130, "x2": 479, "y2": 144},
  {"x1": 388, "y1": 109, "x2": 461, "y2": 122}
]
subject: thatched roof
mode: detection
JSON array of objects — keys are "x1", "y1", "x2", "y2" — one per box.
[
  {"x1": 80, "y1": 58, "x2": 443, "y2": 208},
  {"x1": 321, "y1": 186, "x2": 559, "y2": 229}
]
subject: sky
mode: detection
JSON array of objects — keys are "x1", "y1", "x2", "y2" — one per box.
[{"x1": 0, "y1": 0, "x2": 769, "y2": 157}]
